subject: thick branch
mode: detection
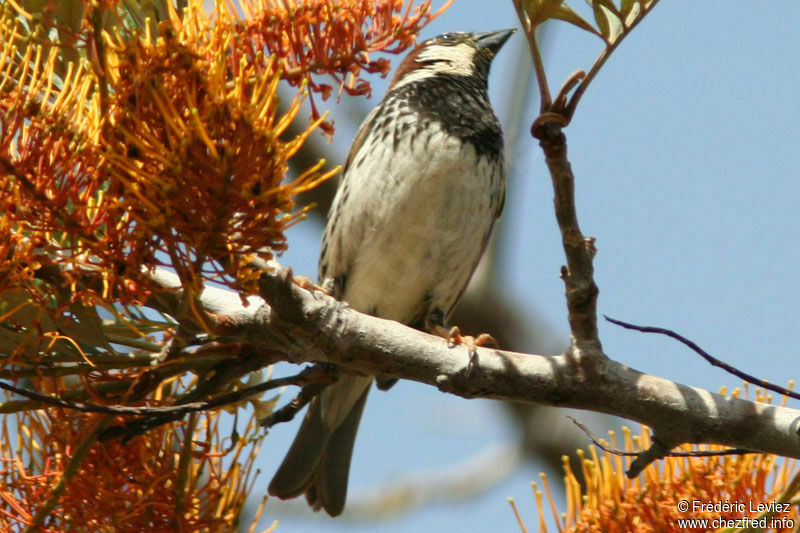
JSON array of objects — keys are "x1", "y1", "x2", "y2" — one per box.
[{"x1": 163, "y1": 266, "x2": 800, "y2": 463}]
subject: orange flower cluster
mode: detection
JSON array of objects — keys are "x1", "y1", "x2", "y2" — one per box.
[
  {"x1": 0, "y1": 6, "x2": 107, "y2": 305},
  {"x1": 1, "y1": 397, "x2": 267, "y2": 531},
  {"x1": 101, "y1": 20, "x2": 332, "y2": 296},
  {"x1": 241, "y1": 0, "x2": 451, "y2": 109},
  {"x1": 0, "y1": 0, "x2": 447, "y2": 308},
  {"x1": 517, "y1": 388, "x2": 798, "y2": 533},
  {"x1": 0, "y1": 0, "x2": 450, "y2": 528}
]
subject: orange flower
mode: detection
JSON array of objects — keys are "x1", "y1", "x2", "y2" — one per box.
[
  {"x1": 1, "y1": 0, "x2": 449, "y2": 305},
  {"x1": 0, "y1": 0, "x2": 451, "y2": 529},
  {"x1": 1, "y1": 390, "x2": 268, "y2": 531},
  {"x1": 515, "y1": 386, "x2": 799, "y2": 533}
]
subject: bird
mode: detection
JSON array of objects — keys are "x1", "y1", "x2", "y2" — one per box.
[{"x1": 268, "y1": 28, "x2": 514, "y2": 516}]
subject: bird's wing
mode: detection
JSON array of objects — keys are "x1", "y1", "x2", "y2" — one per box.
[{"x1": 318, "y1": 104, "x2": 383, "y2": 292}]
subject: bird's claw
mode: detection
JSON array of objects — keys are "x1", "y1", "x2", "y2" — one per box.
[
  {"x1": 432, "y1": 325, "x2": 497, "y2": 377},
  {"x1": 446, "y1": 327, "x2": 498, "y2": 350},
  {"x1": 291, "y1": 274, "x2": 330, "y2": 295}
]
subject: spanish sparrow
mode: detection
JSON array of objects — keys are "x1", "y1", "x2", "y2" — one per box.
[{"x1": 269, "y1": 28, "x2": 514, "y2": 516}]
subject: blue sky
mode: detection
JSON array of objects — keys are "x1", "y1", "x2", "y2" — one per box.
[{"x1": 258, "y1": 1, "x2": 800, "y2": 531}]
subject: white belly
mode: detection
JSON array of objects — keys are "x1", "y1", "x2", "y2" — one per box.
[{"x1": 340, "y1": 123, "x2": 501, "y2": 324}]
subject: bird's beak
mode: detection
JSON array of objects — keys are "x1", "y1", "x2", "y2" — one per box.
[{"x1": 473, "y1": 29, "x2": 515, "y2": 55}]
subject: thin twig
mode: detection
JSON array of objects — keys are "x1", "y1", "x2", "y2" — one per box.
[
  {"x1": 0, "y1": 381, "x2": 131, "y2": 415},
  {"x1": 173, "y1": 412, "x2": 196, "y2": 528},
  {"x1": 0, "y1": 358, "x2": 156, "y2": 379},
  {"x1": 564, "y1": 0, "x2": 662, "y2": 121},
  {"x1": 0, "y1": 365, "x2": 331, "y2": 418},
  {"x1": 97, "y1": 364, "x2": 336, "y2": 442},
  {"x1": 260, "y1": 369, "x2": 336, "y2": 428},
  {"x1": 511, "y1": 0, "x2": 551, "y2": 111},
  {"x1": 605, "y1": 316, "x2": 800, "y2": 403},
  {"x1": 127, "y1": 332, "x2": 192, "y2": 400},
  {"x1": 551, "y1": 69, "x2": 585, "y2": 112},
  {"x1": 568, "y1": 417, "x2": 752, "y2": 459}
]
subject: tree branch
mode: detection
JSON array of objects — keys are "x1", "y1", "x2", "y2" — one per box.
[
  {"x1": 606, "y1": 316, "x2": 800, "y2": 402},
  {"x1": 18, "y1": 252, "x2": 800, "y2": 476},
  {"x1": 142, "y1": 264, "x2": 800, "y2": 471},
  {"x1": 532, "y1": 119, "x2": 600, "y2": 349}
]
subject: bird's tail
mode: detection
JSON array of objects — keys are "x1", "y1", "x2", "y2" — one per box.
[{"x1": 268, "y1": 376, "x2": 372, "y2": 516}]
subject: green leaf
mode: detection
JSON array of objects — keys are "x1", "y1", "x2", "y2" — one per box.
[
  {"x1": 590, "y1": 1, "x2": 610, "y2": 39},
  {"x1": 594, "y1": 0, "x2": 621, "y2": 14},
  {"x1": 0, "y1": 326, "x2": 28, "y2": 354},
  {"x1": 603, "y1": 4, "x2": 624, "y2": 42},
  {"x1": 121, "y1": 0, "x2": 170, "y2": 29},
  {"x1": 525, "y1": 0, "x2": 566, "y2": 26},
  {"x1": 620, "y1": 0, "x2": 636, "y2": 16},
  {"x1": 0, "y1": 291, "x2": 115, "y2": 358},
  {"x1": 591, "y1": 1, "x2": 623, "y2": 43},
  {"x1": 552, "y1": 4, "x2": 602, "y2": 36},
  {"x1": 624, "y1": 2, "x2": 641, "y2": 26},
  {"x1": 60, "y1": 302, "x2": 116, "y2": 354}
]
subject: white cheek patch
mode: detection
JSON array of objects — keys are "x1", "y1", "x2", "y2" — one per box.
[
  {"x1": 417, "y1": 43, "x2": 476, "y2": 76},
  {"x1": 391, "y1": 43, "x2": 476, "y2": 90}
]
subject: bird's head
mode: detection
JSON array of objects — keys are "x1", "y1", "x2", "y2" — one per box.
[{"x1": 388, "y1": 29, "x2": 515, "y2": 91}]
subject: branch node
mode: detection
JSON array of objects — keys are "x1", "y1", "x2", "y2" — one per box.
[
  {"x1": 626, "y1": 435, "x2": 674, "y2": 478},
  {"x1": 258, "y1": 265, "x2": 307, "y2": 326},
  {"x1": 260, "y1": 364, "x2": 336, "y2": 429},
  {"x1": 584, "y1": 236, "x2": 597, "y2": 258},
  {"x1": 531, "y1": 112, "x2": 568, "y2": 140}
]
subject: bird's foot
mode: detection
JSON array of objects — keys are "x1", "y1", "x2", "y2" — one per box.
[
  {"x1": 291, "y1": 275, "x2": 330, "y2": 295},
  {"x1": 431, "y1": 325, "x2": 497, "y2": 376},
  {"x1": 432, "y1": 325, "x2": 497, "y2": 349}
]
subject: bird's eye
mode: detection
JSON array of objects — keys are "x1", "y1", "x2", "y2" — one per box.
[{"x1": 439, "y1": 33, "x2": 456, "y2": 43}]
